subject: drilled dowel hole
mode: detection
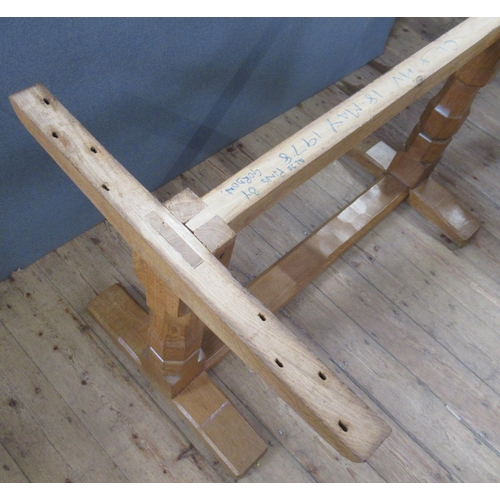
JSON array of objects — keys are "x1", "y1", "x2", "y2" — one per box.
[
  {"x1": 275, "y1": 358, "x2": 284, "y2": 368},
  {"x1": 101, "y1": 184, "x2": 110, "y2": 191},
  {"x1": 338, "y1": 420, "x2": 348, "y2": 432},
  {"x1": 90, "y1": 146, "x2": 97, "y2": 153},
  {"x1": 258, "y1": 313, "x2": 266, "y2": 321},
  {"x1": 318, "y1": 371, "x2": 327, "y2": 380},
  {"x1": 43, "y1": 98, "x2": 50, "y2": 105}
]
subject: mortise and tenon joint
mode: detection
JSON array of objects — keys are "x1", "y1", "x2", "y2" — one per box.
[{"x1": 9, "y1": 18, "x2": 500, "y2": 478}]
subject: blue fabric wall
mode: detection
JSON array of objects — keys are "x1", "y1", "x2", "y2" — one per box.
[{"x1": 0, "y1": 18, "x2": 394, "y2": 281}]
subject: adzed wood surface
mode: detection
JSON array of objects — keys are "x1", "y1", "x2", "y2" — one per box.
[
  {"x1": 9, "y1": 78, "x2": 391, "y2": 463},
  {"x1": 2, "y1": 18, "x2": 500, "y2": 482}
]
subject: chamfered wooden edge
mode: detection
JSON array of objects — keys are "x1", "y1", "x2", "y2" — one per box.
[
  {"x1": 343, "y1": 138, "x2": 482, "y2": 247},
  {"x1": 10, "y1": 84, "x2": 392, "y2": 463},
  {"x1": 408, "y1": 177, "x2": 482, "y2": 247},
  {"x1": 88, "y1": 283, "x2": 267, "y2": 478}
]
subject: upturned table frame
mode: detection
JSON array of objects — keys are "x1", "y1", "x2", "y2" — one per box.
[{"x1": 10, "y1": 18, "x2": 500, "y2": 478}]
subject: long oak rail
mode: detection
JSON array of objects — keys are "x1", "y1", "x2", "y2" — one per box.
[
  {"x1": 185, "y1": 17, "x2": 500, "y2": 234},
  {"x1": 10, "y1": 84, "x2": 391, "y2": 463},
  {"x1": 179, "y1": 20, "x2": 500, "y2": 365},
  {"x1": 249, "y1": 175, "x2": 408, "y2": 313}
]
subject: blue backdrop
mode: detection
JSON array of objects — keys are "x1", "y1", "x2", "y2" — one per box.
[{"x1": 0, "y1": 18, "x2": 394, "y2": 281}]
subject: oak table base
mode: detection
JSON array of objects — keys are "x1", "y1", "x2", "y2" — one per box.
[
  {"x1": 88, "y1": 284, "x2": 267, "y2": 478},
  {"x1": 10, "y1": 18, "x2": 500, "y2": 479}
]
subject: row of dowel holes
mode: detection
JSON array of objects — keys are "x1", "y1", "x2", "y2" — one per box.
[
  {"x1": 46, "y1": 97, "x2": 107, "y2": 190},
  {"x1": 51, "y1": 131, "x2": 106, "y2": 189},
  {"x1": 51, "y1": 131, "x2": 98, "y2": 155},
  {"x1": 45, "y1": 96, "x2": 98, "y2": 154},
  {"x1": 273, "y1": 357, "x2": 348, "y2": 432},
  {"x1": 273, "y1": 358, "x2": 328, "y2": 383},
  {"x1": 44, "y1": 91, "x2": 341, "y2": 432}
]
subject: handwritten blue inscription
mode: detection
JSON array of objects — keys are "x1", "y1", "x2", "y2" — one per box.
[
  {"x1": 421, "y1": 39, "x2": 458, "y2": 64},
  {"x1": 225, "y1": 167, "x2": 262, "y2": 195},
  {"x1": 242, "y1": 186, "x2": 260, "y2": 201},
  {"x1": 226, "y1": 38, "x2": 459, "y2": 202},
  {"x1": 279, "y1": 132, "x2": 321, "y2": 168},
  {"x1": 392, "y1": 68, "x2": 414, "y2": 88},
  {"x1": 327, "y1": 90, "x2": 383, "y2": 133}
]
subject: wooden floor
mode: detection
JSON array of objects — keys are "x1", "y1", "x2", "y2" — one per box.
[{"x1": 2, "y1": 17, "x2": 500, "y2": 482}]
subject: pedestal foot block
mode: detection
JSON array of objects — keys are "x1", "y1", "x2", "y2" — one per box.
[
  {"x1": 173, "y1": 372, "x2": 267, "y2": 478},
  {"x1": 408, "y1": 177, "x2": 482, "y2": 247},
  {"x1": 88, "y1": 283, "x2": 267, "y2": 478}
]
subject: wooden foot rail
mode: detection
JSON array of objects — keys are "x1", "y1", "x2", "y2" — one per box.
[
  {"x1": 10, "y1": 17, "x2": 500, "y2": 478},
  {"x1": 249, "y1": 175, "x2": 408, "y2": 312}
]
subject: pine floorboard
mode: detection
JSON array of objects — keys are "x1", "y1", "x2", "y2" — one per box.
[{"x1": 2, "y1": 17, "x2": 500, "y2": 482}]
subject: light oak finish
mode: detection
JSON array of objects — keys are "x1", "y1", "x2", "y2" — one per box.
[
  {"x1": 348, "y1": 138, "x2": 483, "y2": 247},
  {"x1": 344, "y1": 136, "x2": 395, "y2": 179},
  {"x1": 388, "y1": 38, "x2": 500, "y2": 188},
  {"x1": 249, "y1": 175, "x2": 408, "y2": 312},
  {"x1": 133, "y1": 252, "x2": 206, "y2": 396},
  {"x1": 174, "y1": 371, "x2": 267, "y2": 478},
  {"x1": 185, "y1": 17, "x2": 500, "y2": 234},
  {"x1": 5, "y1": 21, "x2": 498, "y2": 481},
  {"x1": 10, "y1": 84, "x2": 391, "y2": 464},
  {"x1": 88, "y1": 283, "x2": 267, "y2": 478},
  {"x1": 166, "y1": 189, "x2": 235, "y2": 371},
  {"x1": 408, "y1": 177, "x2": 482, "y2": 246}
]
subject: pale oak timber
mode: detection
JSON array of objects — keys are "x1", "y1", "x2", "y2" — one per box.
[
  {"x1": 173, "y1": 372, "x2": 267, "y2": 478},
  {"x1": 10, "y1": 85, "x2": 391, "y2": 463},
  {"x1": 167, "y1": 189, "x2": 235, "y2": 370},
  {"x1": 65, "y1": 222, "x2": 388, "y2": 482},
  {"x1": 194, "y1": 216, "x2": 234, "y2": 369},
  {"x1": 167, "y1": 20, "x2": 498, "y2": 356},
  {"x1": 91, "y1": 190, "x2": 262, "y2": 474},
  {"x1": 44, "y1": 141, "x2": 261, "y2": 474},
  {"x1": 165, "y1": 187, "x2": 207, "y2": 224},
  {"x1": 5, "y1": 18, "x2": 500, "y2": 482},
  {"x1": 227, "y1": 80, "x2": 500, "y2": 474},
  {"x1": 133, "y1": 252, "x2": 206, "y2": 397},
  {"x1": 88, "y1": 284, "x2": 267, "y2": 478},
  {"x1": 33, "y1": 231, "x2": 274, "y2": 483},
  {"x1": 88, "y1": 284, "x2": 148, "y2": 365},
  {"x1": 344, "y1": 138, "x2": 483, "y2": 247},
  {"x1": 185, "y1": 18, "x2": 500, "y2": 234},
  {"x1": 388, "y1": 39, "x2": 500, "y2": 188},
  {"x1": 226, "y1": 149, "x2": 491, "y2": 480},
  {"x1": 408, "y1": 177, "x2": 482, "y2": 246},
  {"x1": 249, "y1": 175, "x2": 408, "y2": 313},
  {"x1": 35, "y1": 233, "x2": 322, "y2": 484},
  {"x1": 344, "y1": 137, "x2": 396, "y2": 179},
  {"x1": 170, "y1": 176, "x2": 407, "y2": 366}
]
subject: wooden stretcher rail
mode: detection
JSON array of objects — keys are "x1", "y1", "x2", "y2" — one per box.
[
  {"x1": 10, "y1": 19, "x2": 500, "y2": 473},
  {"x1": 10, "y1": 85, "x2": 391, "y2": 463},
  {"x1": 186, "y1": 17, "x2": 500, "y2": 234},
  {"x1": 249, "y1": 175, "x2": 408, "y2": 312}
]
